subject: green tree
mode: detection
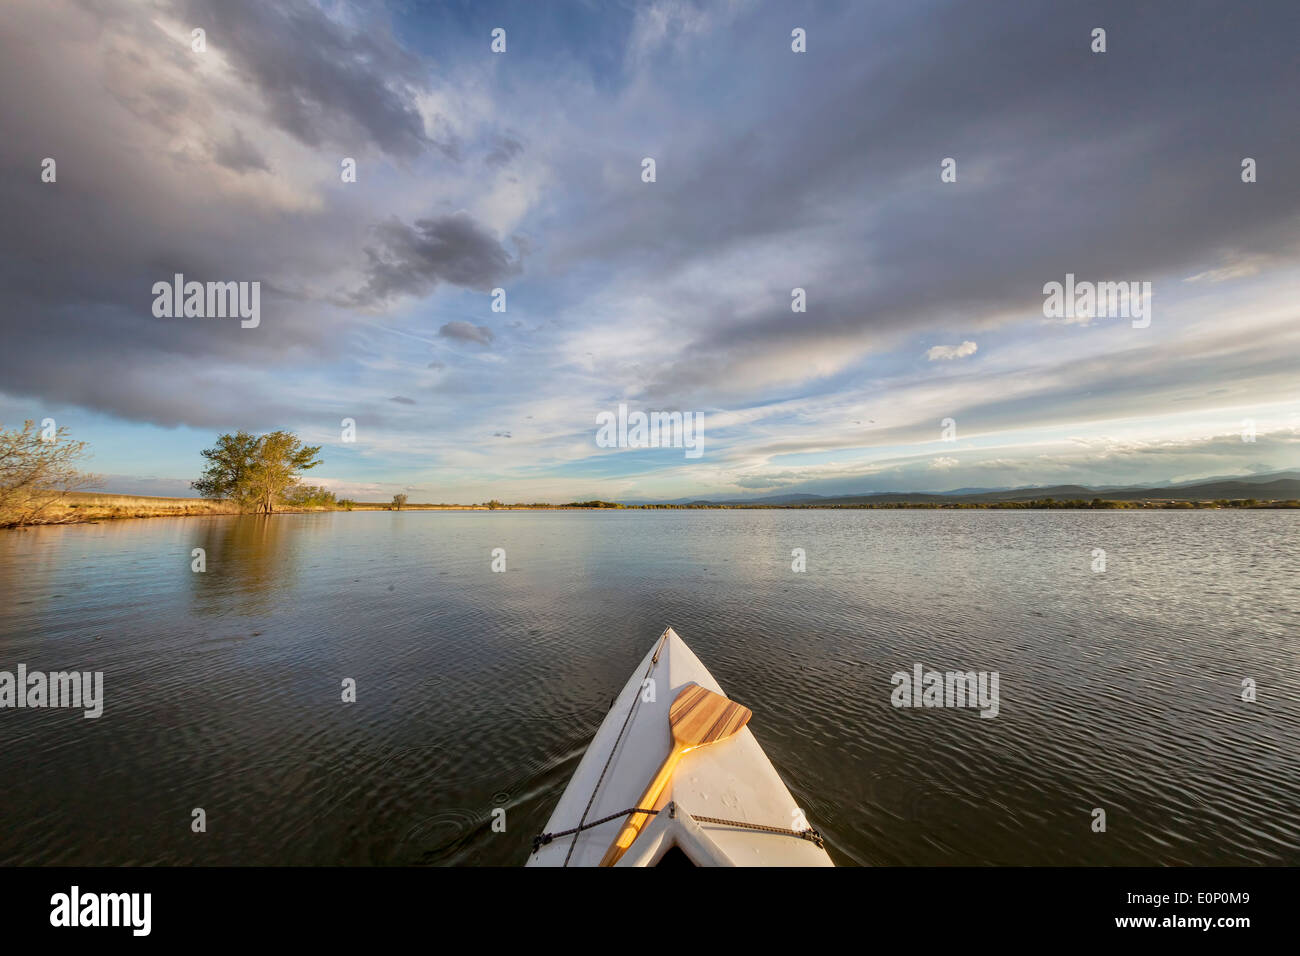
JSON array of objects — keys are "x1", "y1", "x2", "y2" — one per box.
[
  {"x1": 282, "y1": 484, "x2": 336, "y2": 508},
  {"x1": 191, "y1": 431, "x2": 259, "y2": 511},
  {"x1": 193, "y1": 430, "x2": 322, "y2": 514},
  {"x1": 0, "y1": 420, "x2": 99, "y2": 527}
]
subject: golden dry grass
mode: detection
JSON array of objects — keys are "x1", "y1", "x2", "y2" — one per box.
[
  {"x1": 3, "y1": 492, "x2": 501, "y2": 526},
  {"x1": 11, "y1": 491, "x2": 242, "y2": 526},
  {"x1": 4, "y1": 493, "x2": 672, "y2": 527}
]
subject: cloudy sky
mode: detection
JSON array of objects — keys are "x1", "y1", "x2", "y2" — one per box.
[{"x1": 2, "y1": 0, "x2": 1298, "y2": 501}]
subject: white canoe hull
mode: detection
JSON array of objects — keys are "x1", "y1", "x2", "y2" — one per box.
[{"x1": 527, "y1": 628, "x2": 834, "y2": 866}]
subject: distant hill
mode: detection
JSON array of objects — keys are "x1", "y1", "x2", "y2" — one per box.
[
  {"x1": 1166, "y1": 470, "x2": 1300, "y2": 488},
  {"x1": 1096, "y1": 477, "x2": 1300, "y2": 502},
  {"x1": 814, "y1": 477, "x2": 1300, "y2": 506},
  {"x1": 661, "y1": 473, "x2": 1300, "y2": 507},
  {"x1": 624, "y1": 491, "x2": 826, "y2": 506},
  {"x1": 732, "y1": 492, "x2": 825, "y2": 504}
]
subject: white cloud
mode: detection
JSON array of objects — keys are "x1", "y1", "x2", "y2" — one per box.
[
  {"x1": 926, "y1": 341, "x2": 978, "y2": 361},
  {"x1": 1184, "y1": 253, "x2": 1272, "y2": 284},
  {"x1": 626, "y1": 0, "x2": 753, "y2": 66}
]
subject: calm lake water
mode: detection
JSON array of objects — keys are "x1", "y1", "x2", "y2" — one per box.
[{"x1": 1, "y1": 510, "x2": 1297, "y2": 866}]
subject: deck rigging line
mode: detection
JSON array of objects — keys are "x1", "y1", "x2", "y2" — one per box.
[
  {"x1": 532, "y1": 801, "x2": 826, "y2": 855},
  {"x1": 558, "y1": 629, "x2": 670, "y2": 866}
]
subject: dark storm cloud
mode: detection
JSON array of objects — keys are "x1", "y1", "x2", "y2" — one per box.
[
  {"x1": 347, "y1": 213, "x2": 519, "y2": 307},
  {"x1": 174, "y1": 0, "x2": 446, "y2": 159},
  {"x1": 438, "y1": 321, "x2": 495, "y2": 347},
  {"x1": 212, "y1": 127, "x2": 271, "y2": 174},
  {"x1": 484, "y1": 135, "x2": 524, "y2": 169},
  {"x1": 0, "y1": 0, "x2": 503, "y2": 428}
]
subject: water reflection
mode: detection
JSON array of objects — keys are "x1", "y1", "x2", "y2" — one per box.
[{"x1": 189, "y1": 515, "x2": 303, "y2": 614}]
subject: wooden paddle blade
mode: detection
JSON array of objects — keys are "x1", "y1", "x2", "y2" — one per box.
[{"x1": 668, "y1": 683, "x2": 751, "y2": 748}]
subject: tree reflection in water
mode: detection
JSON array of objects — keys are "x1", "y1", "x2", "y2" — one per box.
[{"x1": 189, "y1": 515, "x2": 305, "y2": 615}]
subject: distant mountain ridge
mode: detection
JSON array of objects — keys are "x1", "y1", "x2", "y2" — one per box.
[{"x1": 626, "y1": 471, "x2": 1300, "y2": 507}]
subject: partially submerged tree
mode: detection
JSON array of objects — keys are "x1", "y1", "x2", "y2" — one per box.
[
  {"x1": 193, "y1": 430, "x2": 322, "y2": 514},
  {"x1": 392, "y1": 493, "x2": 408, "y2": 510},
  {"x1": 0, "y1": 421, "x2": 99, "y2": 527}
]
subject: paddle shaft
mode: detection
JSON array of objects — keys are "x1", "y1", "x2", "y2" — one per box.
[{"x1": 598, "y1": 745, "x2": 690, "y2": 866}]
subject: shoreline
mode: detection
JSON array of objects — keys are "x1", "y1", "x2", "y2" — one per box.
[{"x1": 5, "y1": 490, "x2": 1297, "y2": 529}]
